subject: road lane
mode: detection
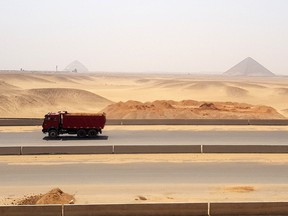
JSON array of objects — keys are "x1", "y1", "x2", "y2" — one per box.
[
  {"x1": 1, "y1": 162, "x2": 288, "y2": 185},
  {"x1": 1, "y1": 130, "x2": 288, "y2": 146},
  {"x1": 1, "y1": 155, "x2": 288, "y2": 203}
]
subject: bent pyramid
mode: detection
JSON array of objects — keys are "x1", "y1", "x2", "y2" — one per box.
[
  {"x1": 223, "y1": 57, "x2": 275, "y2": 76},
  {"x1": 64, "y1": 60, "x2": 88, "y2": 73}
]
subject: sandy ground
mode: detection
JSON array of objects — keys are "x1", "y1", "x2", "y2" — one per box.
[
  {"x1": 1, "y1": 154, "x2": 288, "y2": 204},
  {"x1": 0, "y1": 72, "x2": 288, "y2": 118},
  {"x1": 2, "y1": 184, "x2": 288, "y2": 205},
  {"x1": 2, "y1": 154, "x2": 288, "y2": 165}
]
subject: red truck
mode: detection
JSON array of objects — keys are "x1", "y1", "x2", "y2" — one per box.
[{"x1": 42, "y1": 111, "x2": 106, "y2": 138}]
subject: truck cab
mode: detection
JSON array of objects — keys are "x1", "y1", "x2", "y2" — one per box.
[{"x1": 42, "y1": 112, "x2": 61, "y2": 136}]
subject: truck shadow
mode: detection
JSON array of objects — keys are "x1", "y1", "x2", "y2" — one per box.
[{"x1": 43, "y1": 135, "x2": 108, "y2": 141}]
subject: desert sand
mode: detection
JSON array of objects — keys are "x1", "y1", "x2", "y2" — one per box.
[
  {"x1": 1, "y1": 72, "x2": 288, "y2": 204},
  {"x1": 2, "y1": 184, "x2": 288, "y2": 205},
  {"x1": 0, "y1": 71, "x2": 288, "y2": 118}
]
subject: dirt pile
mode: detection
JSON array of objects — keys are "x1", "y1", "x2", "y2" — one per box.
[
  {"x1": 16, "y1": 194, "x2": 43, "y2": 205},
  {"x1": 199, "y1": 103, "x2": 218, "y2": 110},
  {"x1": 16, "y1": 188, "x2": 75, "y2": 205},
  {"x1": 224, "y1": 186, "x2": 255, "y2": 193},
  {"x1": 102, "y1": 100, "x2": 284, "y2": 119}
]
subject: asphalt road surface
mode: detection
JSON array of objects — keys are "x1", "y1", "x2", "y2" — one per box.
[
  {"x1": 1, "y1": 155, "x2": 287, "y2": 203},
  {"x1": 1, "y1": 159, "x2": 288, "y2": 186},
  {"x1": 1, "y1": 130, "x2": 288, "y2": 146}
]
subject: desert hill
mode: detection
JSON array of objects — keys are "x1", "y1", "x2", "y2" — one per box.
[
  {"x1": 0, "y1": 81, "x2": 19, "y2": 91},
  {"x1": 102, "y1": 100, "x2": 284, "y2": 119},
  {"x1": 224, "y1": 57, "x2": 275, "y2": 76},
  {"x1": 0, "y1": 88, "x2": 113, "y2": 117},
  {"x1": 0, "y1": 72, "x2": 288, "y2": 118}
]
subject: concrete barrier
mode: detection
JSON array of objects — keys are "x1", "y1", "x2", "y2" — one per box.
[
  {"x1": 21, "y1": 146, "x2": 113, "y2": 155},
  {"x1": 114, "y1": 145, "x2": 201, "y2": 154},
  {"x1": 64, "y1": 203, "x2": 208, "y2": 216},
  {"x1": 0, "y1": 147, "x2": 21, "y2": 155},
  {"x1": 203, "y1": 145, "x2": 288, "y2": 153},
  {"x1": 107, "y1": 119, "x2": 250, "y2": 125},
  {"x1": 210, "y1": 202, "x2": 288, "y2": 215},
  {"x1": 1, "y1": 202, "x2": 288, "y2": 215},
  {"x1": 249, "y1": 119, "x2": 288, "y2": 125},
  {"x1": 0, "y1": 118, "x2": 43, "y2": 126},
  {"x1": 1, "y1": 144, "x2": 288, "y2": 155},
  {"x1": 0, "y1": 205, "x2": 62, "y2": 216},
  {"x1": 189, "y1": 119, "x2": 249, "y2": 125}
]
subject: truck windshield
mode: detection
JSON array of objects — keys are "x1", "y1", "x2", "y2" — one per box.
[{"x1": 44, "y1": 116, "x2": 55, "y2": 121}]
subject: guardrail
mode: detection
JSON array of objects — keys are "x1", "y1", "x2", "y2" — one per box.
[
  {"x1": 1, "y1": 118, "x2": 288, "y2": 126},
  {"x1": 0, "y1": 118, "x2": 43, "y2": 126},
  {"x1": 1, "y1": 145, "x2": 288, "y2": 155},
  {"x1": 1, "y1": 202, "x2": 288, "y2": 216}
]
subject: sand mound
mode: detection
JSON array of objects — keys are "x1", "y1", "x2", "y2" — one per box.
[
  {"x1": 17, "y1": 188, "x2": 75, "y2": 205},
  {"x1": 199, "y1": 103, "x2": 218, "y2": 110},
  {"x1": 275, "y1": 88, "x2": 288, "y2": 95},
  {"x1": 224, "y1": 186, "x2": 255, "y2": 193},
  {"x1": 0, "y1": 73, "x2": 53, "y2": 84},
  {"x1": 102, "y1": 100, "x2": 284, "y2": 119},
  {"x1": 16, "y1": 194, "x2": 43, "y2": 205},
  {"x1": 36, "y1": 188, "x2": 75, "y2": 205},
  {"x1": 158, "y1": 81, "x2": 189, "y2": 89},
  {"x1": 0, "y1": 88, "x2": 113, "y2": 117},
  {"x1": 188, "y1": 81, "x2": 227, "y2": 90},
  {"x1": 27, "y1": 88, "x2": 111, "y2": 105},
  {"x1": 281, "y1": 109, "x2": 288, "y2": 117},
  {"x1": 136, "y1": 79, "x2": 151, "y2": 83},
  {"x1": 0, "y1": 81, "x2": 19, "y2": 91},
  {"x1": 230, "y1": 82, "x2": 266, "y2": 89},
  {"x1": 225, "y1": 86, "x2": 249, "y2": 97}
]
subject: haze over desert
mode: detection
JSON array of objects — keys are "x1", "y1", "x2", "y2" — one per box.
[{"x1": 1, "y1": 1, "x2": 288, "y2": 212}]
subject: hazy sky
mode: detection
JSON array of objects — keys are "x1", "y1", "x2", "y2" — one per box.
[{"x1": 1, "y1": 0, "x2": 288, "y2": 74}]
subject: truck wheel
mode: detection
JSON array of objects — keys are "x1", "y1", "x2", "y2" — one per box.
[
  {"x1": 48, "y1": 130, "x2": 58, "y2": 138},
  {"x1": 77, "y1": 129, "x2": 87, "y2": 138},
  {"x1": 88, "y1": 129, "x2": 98, "y2": 137}
]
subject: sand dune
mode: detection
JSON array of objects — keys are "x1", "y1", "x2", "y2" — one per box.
[
  {"x1": 0, "y1": 88, "x2": 113, "y2": 117},
  {"x1": 282, "y1": 109, "x2": 288, "y2": 115},
  {"x1": 188, "y1": 81, "x2": 227, "y2": 90},
  {"x1": 0, "y1": 81, "x2": 19, "y2": 91},
  {"x1": 0, "y1": 73, "x2": 53, "y2": 84},
  {"x1": 275, "y1": 88, "x2": 288, "y2": 95},
  {"x1": 229, "y1": 82, "x2": 267, "y2": 89},
  {"x1": 102, "y1": 100, "x2": 284, "y2": 119},
  {"x1": 225, "y1": 86, "x2": 249, "y2": 97},
  {"x1": 0, "y1": 72, "x2": 288, "y2": 118}
]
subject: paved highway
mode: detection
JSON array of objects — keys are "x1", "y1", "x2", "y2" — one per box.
[
  {"x1": 1, "y1": 155, "x2": 288, "y2": 203},
  {"x1": 1, "y1": 130, "x2": 288, "y2": 146},
  {"x1": 1, "y1": 160, "x2": 288, "y2": 185},
  {"x1": 1, "y1": 128, "x2": 288, "y2": 203}
]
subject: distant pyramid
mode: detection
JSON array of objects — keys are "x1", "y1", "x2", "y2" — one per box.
[
  {"x1": 223, "y1": 57, "x2": 275, "y2": 76},
  {"x1": 64, "y1": 60, "x2": 88, "y2": 73}
]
